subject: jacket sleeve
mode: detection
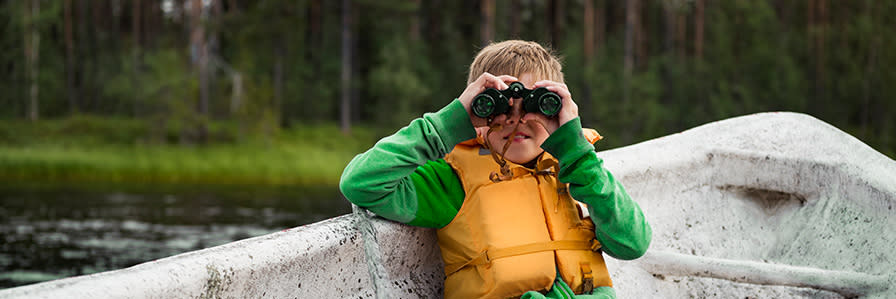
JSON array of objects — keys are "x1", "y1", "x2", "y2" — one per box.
[
  {"x1": 541, "y1": 118, "x2": 652, "y2": 260},
  {"x1": 339, "y1": 100, "x2": 473, "y2": 228}
]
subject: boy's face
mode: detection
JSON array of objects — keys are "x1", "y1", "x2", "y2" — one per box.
[{"x1": 483, "y1": 73, "x2": 551, "y2": 165}]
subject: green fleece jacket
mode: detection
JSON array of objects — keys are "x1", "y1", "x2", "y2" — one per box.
[{"x1": 339, "y1": 99, "x2": 652, "y2": 298}]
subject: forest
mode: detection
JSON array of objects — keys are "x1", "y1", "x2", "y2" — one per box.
[{"x1": 0, "y1": 0, "x2": 893, "y2": 187}]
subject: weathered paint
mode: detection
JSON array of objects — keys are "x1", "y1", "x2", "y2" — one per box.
[
  {"x1": 600, "y1": 112, "x2": 895, "y2": 298},
  {"x1": 0, "y1": 112, "x2": 892, "y2": 298},
  {"x1": 0, "y1": 213, "x2": 445, "y2": 298}
]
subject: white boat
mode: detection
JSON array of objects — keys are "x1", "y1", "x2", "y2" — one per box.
[{"x1": 1, "y1": 112, "x2": 893, "y2": 298}]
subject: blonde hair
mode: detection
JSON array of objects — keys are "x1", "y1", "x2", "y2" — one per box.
[{"x1": 467, "y1": 40, "x2": 564, "y2": 84}]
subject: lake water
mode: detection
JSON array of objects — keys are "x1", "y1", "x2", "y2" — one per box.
[{"x1": 0, "y1": 185, "x2": 351, "y2": 289}]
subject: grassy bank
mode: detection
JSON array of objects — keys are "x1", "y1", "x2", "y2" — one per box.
[{"x1": 0, "y1": 116, "x2": 382, "y2": 189}]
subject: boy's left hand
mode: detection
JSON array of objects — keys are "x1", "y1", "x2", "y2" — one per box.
[{"x1": 522, "y1": 80, "x2": 579, "y2": 135}]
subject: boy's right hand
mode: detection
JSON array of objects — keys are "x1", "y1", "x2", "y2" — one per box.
[{"x1": 458, "y1": 72, "x2": 519, "y2": 127}]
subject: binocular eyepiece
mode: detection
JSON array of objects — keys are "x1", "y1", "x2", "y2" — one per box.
[{"x1": 471, "y1": 82, "x2": 562, "y2": 119}]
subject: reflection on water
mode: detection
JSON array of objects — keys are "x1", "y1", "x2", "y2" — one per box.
[{"x1": 0, "y1": 185, "x2": 350, "y2": 288}]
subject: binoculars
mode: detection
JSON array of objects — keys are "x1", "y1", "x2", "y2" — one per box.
[{"x1": 471, "y1": 82, "x2": 562, "y2": 118}]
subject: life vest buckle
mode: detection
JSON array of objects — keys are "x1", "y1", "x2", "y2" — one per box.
[
  {"x1": 590, "y1": 239, "x2": 602, "y2": 252},
  {"x1": 580, "y1": 262, "x2": 594, "y2": 293}
]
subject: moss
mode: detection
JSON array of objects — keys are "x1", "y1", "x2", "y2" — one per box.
[{"x1": 200, "y1": 264, "x2": 234, "y2": 299}]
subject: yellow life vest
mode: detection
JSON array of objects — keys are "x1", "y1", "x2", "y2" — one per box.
[{"x1": 438, "y1": 129, "x2": 611, "y2": 299}]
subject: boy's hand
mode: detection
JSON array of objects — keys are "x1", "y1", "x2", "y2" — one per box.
[
  {"x1": 523, "y1": 80, "x2": 579, "y2": 134},
  {"x1": 458, "y1": 72, "x2": 519, "y2": 127}
]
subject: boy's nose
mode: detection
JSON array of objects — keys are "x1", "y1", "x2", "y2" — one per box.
[{"x1": 504, "y1": 99, "x2": 523, "y2": 125}]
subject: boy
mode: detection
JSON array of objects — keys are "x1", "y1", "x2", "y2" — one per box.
[{"x1": 340, "y1": 40, "x2": 651, "y2": 298}]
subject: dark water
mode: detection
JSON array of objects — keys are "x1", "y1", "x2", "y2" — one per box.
[{"x1": 0, "y1": 185, "x2": 351, "y2": 289}]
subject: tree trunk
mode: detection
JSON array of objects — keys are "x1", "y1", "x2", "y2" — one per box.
[
  {"x1": 621, "y1": 0, "x2": 640, "y2": 143},
  {"x1": 624, "y1": 0, "x2": 638, "y2": 104},
  {"x1": 64, "y1": 0, "x2": 78, "y2": 114},
  {"x1": 861, "y1": 0, "x2": 877, "y2": 137},
  {"x1": 340, "y1": 0, "x2": 352, "y2": 134},
  {"x1": 351, "y1": 1, "x2": 361, "y2": 124},
  {"x1": 807, "y1": 0, "x2": 828, "y2": 113},
  {"x1": 676, "y1": 10, "x2": 686, "y2": 58},
  {"x1": 78, "y1": 0, "x2": 92, "y2": 111},
  {"x1": 132, "y1": 0, "x2": 142, "y2": 117},
  {"x1": 410, "y1": 0, "x2": 421, "y2": 41},
  {"x1": 582, "y1": 0, "x2": 595, "y2": 124},
  {"x1": 663, "y1": 2, "x2": 676, "y2": 54},
  {"x1": 816, "y1": 0, "x2": 826, "y2": 108},
  {"x1": 304, "y1": 0, "x2": 322, "y2": 122},
  {"x1": 596, "y1": 0, "x2": 605, "y2": 51},
  {"x1": 807, "y1": 0, "x2": 816, "y2": 110},
  {"x1": 480, "y1": 0, "x2": 494, "y2": 46},
  {"x1": 308, "y1": 0, "x2": 321, "y2": 79},
  {"x1": 635, "y1": 0, "x2": 645, "y2": 69},
  {"x1": 584, "y1": 0, "x2": 594, "y2": 62},
  {"x1": 510, "y1": 0, "x2": 521, "y2": 38},
  {"x1": 808, "y1": 0, "x2": 815, "y2": 48},
  {"x1": 694, "y1": 0, "x2": 705, "y2": 59},
  {"x1": 545, "y1": 0, "x2": 553, "y2": 44},
  {"x1": 24, "y1": 0, "x2": 40, "y2": 121},
  {"x1": 427, "y1": 0, "x2": 442, "y2": 43},
  {"x1": 553, "y1": 0, "x2": 565, "y2": 46},
  {"x1": 144, "y1": 0, "x2": 156, "y2": 49},
  {"x1": 274, "y1": 42, "x2": 285, "y2": 126},
  {"x1": 209, "y1": 0, "x2": 222, "y2": 119},
  {"x1": 92, "y1": 1, "x2": 104, "y2": 33},
  {"x1": 660, "y1": 1, "x2": 677, "y2": 108},
  {"x1": 544, "y1": 0, "x2": 564, "y2": 46},
  {"x1": 198, "y1": 3, "x2": 209, "y2": 143},
  {"x1": 190, "y1": 0, "x2": 208, "y2": 143},
  {"x1": 110, "y1": 1, "x2": 121, "y2": 53}
]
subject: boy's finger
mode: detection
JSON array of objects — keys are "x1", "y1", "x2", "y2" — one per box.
[
  {"x1": 491, "y1": 114, "x2": 508, "y2": 124},
  {"x1": 475, "y1": 72, "x2": 495, "y2": 85},
  {"x1": 475, "y1": 72, "x2": 492, "y2": 85},
  {"x1": 480, "y1": 72, "x2": 509, "y2": 90},
  {"x1": 522, "y1": 113, "x2": 558, "y2": 133},
  {"x1": 489, "y1": 74, "x2": 511, "y2": 89},
  {"x1": 543, "y1": 85, "x2": 573, "y2": 100},
  {"x1": 496, "y1": 75, "x2": 519, "y2": 84},
  {"x1": 521, "y1": 113, "x2": 541, "y2": 123},
  {"x1": 536, "y1": 81, "x2": 567, "y2": 90},
  {"x1": 533, "y1": 80, "x2": 559, "y2": 87}
]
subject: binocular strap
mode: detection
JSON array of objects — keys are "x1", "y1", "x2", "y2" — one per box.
[
  {"x1": 485, "y1": 121, "x2": 517, "y2": 183},
  {"x1": 483, "y1": 117, "x2": 557, "y2": 186}
]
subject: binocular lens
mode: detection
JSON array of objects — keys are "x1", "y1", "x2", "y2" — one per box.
[
  {"x1": 472, "y1": 94, "x2": 497, "y2": 118},
  {"x1": 538, "y1": 94, "x2": 562, "y2": 116}
]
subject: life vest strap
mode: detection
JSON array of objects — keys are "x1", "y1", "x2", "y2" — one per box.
[{"x1": 444, "y1": 239, "x2": 602, "y2": 276}]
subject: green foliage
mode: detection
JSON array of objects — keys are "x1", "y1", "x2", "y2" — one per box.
[
  {"x1": 0, "y1": 0, "x2": 894, "y2": 169},
  {"x1": 366, "y1": 38, "x2": 433, "y2": 127}
]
